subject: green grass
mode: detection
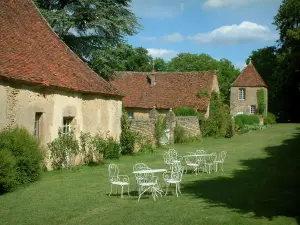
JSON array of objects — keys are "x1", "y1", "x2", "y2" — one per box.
[{"x1": 1, "y1": 124, "x2": 300, "y2": 225}]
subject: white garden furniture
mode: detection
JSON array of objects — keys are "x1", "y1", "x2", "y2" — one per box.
[
  {"x1": 133, "y1": 170, "x2": 164, "y2": 201},
  {"x1": 133, "y1": 163, "x2": 151, "y2": 194},
  {"x1": 204, "y1": 153, "x2": 218, "y2": 174},
  {"x1": 183, "y1": 154, "x2": 200, "y2": 175},
  {"x1": 108, "y1": 164, "x2": 130, "y2": 198},
  {"x1": 214, "y1": 151, "x2": 227, "y2": 172},
  {"x1": 163, "y1": 166, "x2": 184, "y2": 197}
]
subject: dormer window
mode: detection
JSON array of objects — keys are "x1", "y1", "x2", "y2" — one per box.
[{"x1": 239, "y1": 88, "x2": 246, "y2": 100}]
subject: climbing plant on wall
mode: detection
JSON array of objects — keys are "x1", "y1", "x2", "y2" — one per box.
[{"x1": 256, "y1": 89, "x2": 267, "y2": 117}]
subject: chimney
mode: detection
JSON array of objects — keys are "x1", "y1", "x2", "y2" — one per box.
[{"x1": 147, "y1": 66, "x2": 156, "y2": 86}]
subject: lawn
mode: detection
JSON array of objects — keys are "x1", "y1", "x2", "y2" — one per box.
[{"x1": 1, "y1": 124, "x2": 300, "y2": 225}]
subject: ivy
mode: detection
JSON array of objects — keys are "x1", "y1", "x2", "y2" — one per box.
[
  {"x1": 257, "y1": 89, "x2": 267, "y2": 117},
  {"x1": 155, "y1": 115, "x2": 167, "y2": 147},
  {"x1": 197, "y1": 90, "x2": 209, "y2": 98}
]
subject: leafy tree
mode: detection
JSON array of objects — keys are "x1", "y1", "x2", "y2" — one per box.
[
  {"x1": 246, "y1": 47, "x2": 279, "y2": 113},
  {"x1": 167, "y1": 53, "x2": 219, "y2": 72},
  {"x1": 153, "y1": 58, "x2": 168, "y2": 72},
  {"x1": 274, "y1": 0, "x2": 300, "y2": 44},
  {"x1": 167, "y1": 53, "x2": 239, "y2": 104},
  {"x1": 217, "y1": 59, "x2": 240, "y2": 104},
  {"x1": 34, "y1": 0, "x2": 141, "y2": 76},
  {"x1": 89, "y1": 44, "x2": 154, "y2": 79},
  {"x1": 273, "y1": 0, "x2": 300, "y2": 122}
]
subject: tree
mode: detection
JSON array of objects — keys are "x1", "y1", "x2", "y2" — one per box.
[
  {"x1": 217, "y1": 59, "x2": 240, "y2": 105},
  {"x1": 274, "y1": 0, "x2": 300, "y2": 44},
  {"x1": 273, "y1": 0, "x2": 300, "y2": 122},
  {"x1": 153, "y1": 58, "x2": 167, "y2": 72},
  {"x1": 246, "y1": 47, "x2": 279, "y2": 114},
  {"x1": 167, "y1": 53, "x2": 239, "y2": 104},
  {"x1": 89, "y1": 44, "x2": 154, "y2": 79},
  {"x1": 34, "y1": 0, "x2": 141, "y2": 76}
]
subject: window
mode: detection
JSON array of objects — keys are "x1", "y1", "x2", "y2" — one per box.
[
  {"x1": 239, "y1": 88, "x2": 246, "y2": 100},
  {"x1": 62, "y1": 117, "x2": 73, "y2": 134},
  {"x1": 250, "y1": 105, "x2": 256, "y2": 114},
  {"x1": 34, "y1": 112, "x2": 43, "y2": 137},
  {"x1": 128, "y1": 112, "x2": 134, "y2": 119}
]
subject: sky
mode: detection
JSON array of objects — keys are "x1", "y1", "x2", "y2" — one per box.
[{"x1": 127, "y1": 0, "x2": 282, "y2": 70}]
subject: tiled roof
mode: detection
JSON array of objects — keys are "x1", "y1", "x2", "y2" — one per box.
[
  {"x1": 231, "y1": 63, "x2": 267, "y2": 87},
  {"x1": 0, "y1": 0, "x2": 122, "y2": 97},
  {"x1": 110, "y1": 71, "x2": 217, "y2": 111}
]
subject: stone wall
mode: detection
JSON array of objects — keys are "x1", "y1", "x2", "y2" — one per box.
[
  {"x1": 128, "y1": 109, "x2": 201, "y2": 148},
  {"x1": 176, "y1": 116, "x2": 201, "y2": 137},
  {"x1": 230, "y1": 86, "x2": 268, "y2": 116},
  {"x1": 129, "y1": 118, "x2": 156, "y2": 142}
]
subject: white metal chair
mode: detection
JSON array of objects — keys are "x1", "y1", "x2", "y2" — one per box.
[
  {"x1": 108, "y1": 164, "x2": 130, "y2": 198},
  {"x1": 214, "y1": 151, "x2": 227, "y2": 172},
  {"x1": 163, "y1": 166, "x2": 184, "y2": 197},
  {"x1": 163, "y1": 152, "x2": 174, "y2": 170},
  {"x1": 195, "y1": 149, "x2": 206, "y2": 155},
  {"x1": 133, "y1": 163, "x2": 151, "y2": 194},
  {"x1": 136, "y1": 171, "x2": 160, "y2": 201},
  {"x1": 204, "y1": 153, "x2": 217, "y2": 174},
  {"x1": 184, "y1": 154, "x2": 200, "y2": 175},
  {"x1": 168, "y1": 149, "x2": 178, "y2": 159}
]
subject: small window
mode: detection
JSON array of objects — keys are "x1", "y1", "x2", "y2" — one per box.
[
  {"x1": 250, "y1": 105, "x2": 256, "y2": 114},
  {"x1": 62, "y1": 117, "x2": 73, "y2": 134},
  {"x1": 239, "y1": 88, "x2": 246, "y2": 100},
  {"x1": 128, "y1": 112, "x2": 134, "y2": 119},
  {"x1": 34, "y1": 112, "x2": 43, "y2": 137}
]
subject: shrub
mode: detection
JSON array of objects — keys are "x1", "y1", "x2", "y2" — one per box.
[
  {"x1": 174, "y1": 124, "x2": 186, "y2": 143},
  {"x1": 0, "y1": 126, "x2": 44, "y2": 193},
  {"x1": 120, "y1": 109, "x2": 137, "y2": 155},
  {"x1": 155, "y1": 115, "x2": 167, "y2": 147},
  {"x1": 174, "y1": 107, "x2": 198, "y2": 116},
  {"x1": 137, "y1": 137, "x2": 155, "y2": 154},
  {"x1": 47, "y1": 129, "x2": 80, "y2": 170},
  {"x1": 105, "y1": 136, "x2": 120, "y2": 160},
  {"x1": 264, "y1": 112, "x2": 276, "y2": 125},
  {"x1": 234, "y1": 114, "x2": 260, "y2": 129},
  {"x1": 197, "y1": 90, "x2": 209, "y2": 98},
  {"x1": 239, "y1": 124, "x2": 267, "y2": 134},
  {"x1": 200, "y1": 92, "x2": 233, "y2": 138},
  {"x1": 79, "y1": 132, "x2": 94, "y2": 164}
]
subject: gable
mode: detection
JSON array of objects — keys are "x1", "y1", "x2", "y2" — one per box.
[{"x1": 231, "y1": 63, "x2": 267, "y2": 87}]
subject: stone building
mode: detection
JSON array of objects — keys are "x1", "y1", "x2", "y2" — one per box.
[
  {"x1": 230, "y1": 62, "x2": 268, "y2": 116},
  {"x1": 110, "y1": 71, "x2": 219, "y2": 119},
  {"x1": 0, "y1": 0, "x2": 123, "y2": 145}
]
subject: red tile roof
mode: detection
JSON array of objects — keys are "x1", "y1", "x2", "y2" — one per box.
[
  {"x1": 0, "y1": 0, "x2": 122, "y2": 97},
  {"x1": 231, "y1": 63, "x2": 267, "y2": 87},
  {"x1": 110, "y1": 71, "x2": 217, "y2": 111}
]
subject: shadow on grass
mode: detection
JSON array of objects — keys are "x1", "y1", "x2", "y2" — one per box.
[{"x1": 183, "y1": 128, "x2": 300, "y2": 223}]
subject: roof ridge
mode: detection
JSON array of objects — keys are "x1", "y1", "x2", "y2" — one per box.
[{"x1": 231, "y1": 62, "x2": 267, "y2": 87}]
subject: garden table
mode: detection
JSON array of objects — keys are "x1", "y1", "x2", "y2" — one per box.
[{"x1": 133, "y1": 169, "x2": 167, "y2": 200}]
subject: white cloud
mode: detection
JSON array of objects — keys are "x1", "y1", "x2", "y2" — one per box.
[
  {"x1": 162, "y1": 32, "x2": 185, "y2": 42},
  {"x1": 147, "y1": 48, "x2": 178, "y2": 61},
  {"x1": 141, "y1": 36, "x2": 157, "y2": 41},
  {"x1": 203, "y1": 0, "x2": 281, "y2": 8},
  {"x1": 188, "y1": 21, "x2": 278, "y2": 44}
]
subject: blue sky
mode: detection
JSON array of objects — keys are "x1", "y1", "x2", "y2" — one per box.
[{"x1": 127, "y1": 0, "x2": 282, "y2": 70}]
